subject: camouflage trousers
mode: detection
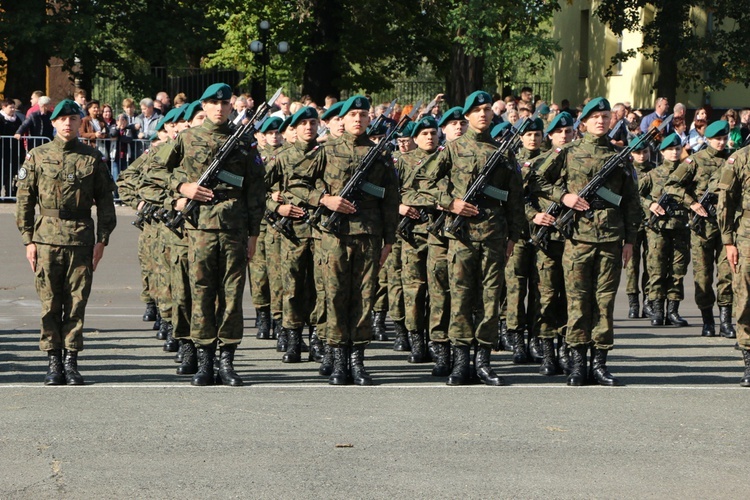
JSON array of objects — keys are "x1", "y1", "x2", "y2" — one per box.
[
  {"x1": 320, "y1": 232, "x2": 379, "y2": 347},
  {"x1": 372, "y1": 240, "x2": 405, "y2": 320},
  {"x1": 692, "y1": 231, "x2": 733, "y2": 309},
  {"x1": 138, "y1": 224, "x2": 157, "y2": 304},
  {"x1": 187, "y1": 229, "x2": 247, "y2": 347},
  {"x1": 35, "y1": 244, "x2": 93, "y2": 352},
  {"x1": 373, "y1": 265, "x2": 388, "y2": 312},
  {"x1": 313, "y1": 235, "x2": 326, "y2": 340},
  {"x1": 155, "y1": 225, "x2": 173, "y2": 322},
  {"x1": 562, "y1": 240, "x2": 622, "y2": 349},
  {"x1": 534, "y1": 240, "x2": 567, "y2": 339},
  {"x1": 426, "y1": 235, "x2": 450, "y2": 342},
  {"x1": 447, "y1": 237, "x2": 506, "y2": 347},
  {"x1": 646, "y1": 227, "x2": 690, "y2": 301},
  {"x1": 733, "y1": 238, "x2": 750, "y2": 349},
  {"x1": 170, "y1": 239, "x2": 191, "y2": 340},
  {"x1": 625, "y1": 228, "x2": 649, "y2": 297},
  {"x1": 401, "y1": 233, "x2": 429, "y2": 332},
  {"x1": 264, "y1": 227, "x2": 284, "y2": 322},
  {"x1": 248, "y1": 223, "x2": 270, "y2": 308},
  {"x1": 281, "y1": 236, "x2": 316, "y2": 330},
  {"x1": 501, "y1": 238, "x2": 538, "y2": 332}
]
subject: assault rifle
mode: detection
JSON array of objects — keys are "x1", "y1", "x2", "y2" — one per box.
[
  {"x1": 396, "y1": 207, "x2": 430, "y2": 241},
  {"x1": 529, "y1": 115, "x2": 673, "y2": 249},
  {"x1": 309, "y1": 102, "x2": 422, "y2": 232},
  {"x1": 264, "y1": 209, "x2": 300, "y2": 245},
  {"x1": 132, "y1": 202, "x2": 157, "y2": 230},
  {"x1": 165, "y1": 87, "x2": 283, "y2": 230},
  {"x1": 645, "y1": 192, "x2": 682, "y2": 232},
  {"x1": 689, "y1": 188, "x2": 718, "y2": 235}
]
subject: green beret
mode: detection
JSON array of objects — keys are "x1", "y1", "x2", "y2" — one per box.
[
  {"x1": 367, "y1": 121, "x2": 388, "y2": 137},
  {"x1": 438, "y1": 107, "x2": 465, "y2": 127},
  {"x1": 149, "y1": 132, "x2": 159, "y2": 142},
  {"x1": 410, "y1": 115, "x2": 438, "y2": 137},
  {"x1": 278, "y1": 116, "x2": 293, "y2": 134},
  {"x1": 50, "y1": 99, "x2": 81, "y2": 120},
  {"x1": 199, "y1": 83, "x2": 232, "y2": 102},
  {"x1": 538, "y1": 104, "x2": 551, "y2": 115},
  {"x1": 259, "y1": 116, "x2": 283, "y2": 133},
  {"x1": 545, "y1": 111, "x2": 575, "y2": 135},
  {"x1": 705, "y1": 120, "x2": 730, "y2": 139},
  {"x1": 526, "y1": 118, "x2": 545, "y2": 132},
  {"x1": 490, "y1": 121, "x2": 512, "y2": 139},
  {"x1": 399, "y1": 122, "x2": 416, "y2": 138},
  {"x1": 579, "y1": 97, "x2": 611, "y2": 121},
  {"x1": 629, "y1": 135, "x2": 650, "y2": 151},
  {"x1": 163, "y1": 106, "x2": 183, "y2": 123},
  {"x1": 462, "y1": 91, "x2": 493, "y2": 115},
  {"x1": 659, "y1": 132, "x2": 682, "y2": 151},
  {"x1": 339, "y1": 95, "x2": 370, "y2": 117},
  {"x1": 155, "y1": 114, "x2": 171, "y2": 132},
  {"x1": 320, "y1": 102, "x2": 343, "y2": 121},
  {"x1": 183, "y1": 101, "x2": 203, "y2": 122},
  {"x1": 289, "y1": 106, "x2": 319, "y2": 128}
]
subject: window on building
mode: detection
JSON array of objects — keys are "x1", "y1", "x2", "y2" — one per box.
[
  {"x1": 579, "y1": 10, "x2": 590, "y2": 79},
  {"x1": 615, "y1": 37, "x2": 623, "y2": 76}
]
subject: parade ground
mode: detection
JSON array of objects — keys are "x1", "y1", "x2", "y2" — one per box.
[{"x1": 1, "y1": 206, "x2": 749, "y2": 498}]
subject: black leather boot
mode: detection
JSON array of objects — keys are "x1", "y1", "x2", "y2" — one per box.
[
  {"x1": 191, "y1": 343, "x2": 216, "y2": 386},
  {"x1": 174, "y1": 339, "x2": 185, "y2": 363},
  {"x1": 350, "y1": 345, "x2": 373, "y2": 386},
  {"x1": 217, "y1": 344, "x2": 243, "y2": 386},
  {"x1": 741, "y1": 350, "x2": 750, "y2": 387},
  {"x1": 567, "y1": 345, "x2": 587, "y2": 387},
  {"x1": 271, "y1": 318, "x2": 281, "y2": 340},
  {"x1": 407, "y1": 330, "x2": 428, "y2": 363},
  {"x1": 474, "y1": 344, "x2": 504, "y2": 386},
  {"x1": 372, "y1": 311, "x2": 388, "y2": 341},
  {"x1": 393, "y1": 320, "x2": 409, "y2": 351},
  {"x1": 63, "y1": 350, "x2": 84, "y2": 385},
  {"x1": 156, "y1": 318, "x2": 169, "y2": 340},
  {"x1": 276, "y1": 325, "x2": 288, "y2": 352},
  {"x1": 558, "y1": 336, "x2": 571, "y2": 375},
  {"x1": 308, "y1": 328, "x2": 324, "y2": 362},
  {"x1": 177, "y1": 340, "x2": 198, "y2": 375},
  {"x1": 539, "y1": 338, "x2": 558, "y2": 376},
  {"x1": 627, "y1": 294, "x2": 640, "y2": 319},
  {"x1": 431, "y1": 341, "x2": 451, "y2": 377},
  {"x1": 256, "y1": 307, "x2": 272, "y2": 339},
  {"x1": 590, "y1": 348, "x2": 620, "y2": 386},
  {"x1": 528, "y1": 335, "x2": 543, "y2": 363},
  {"x1": 700, "y1": 308, "x2": 716, "y2": 337},
  {"x1": 319, "y1": 344, "x2": 334, "y2": 376},
  {"x1": 650, "y1": 299, "x2": 665, "y2": 326},
  {"x1": 282, "y1": 328, "x2": 303, "y2": 363},
  {"x1": 44, "y1": 349, "x2": 65, "y2": 385},
  {"x1": 153, "y1": 310, "x2": 161, "y2": 331},
  {"x1": 329, "y1": 347, "x2": 350, "y2": 385},
  {"x1": 143, "y1": 301, "x2": 157, "y2": 322},
  {"x1": 495, "y1": 319, "x2": 514, "y2": 351},
  {"x1": 447, "y1": 345, "x2": 471, "y2": 386},
  {"x1": 642, "y1": 298, "x2": 654, "y2": 319},
  {"x1": 512, "y1": 330, "x2": 528, "y2": 364},
  {"x1": 162, "y1": 323, "x2": 178, "y2": 352},
  {"x1": 300, "y1": 327, "x2": 310, "y2": 353},
  {"x1": 666, "y1": 300, "x2": 688, "y2": 327},
  {"x1": 720, "y1": 305, "x2": 737, "y2": 338}
]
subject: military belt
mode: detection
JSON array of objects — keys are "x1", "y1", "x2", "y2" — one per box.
[{"x1": 39, "y1": 208, "x2": 91, "y2": 220}]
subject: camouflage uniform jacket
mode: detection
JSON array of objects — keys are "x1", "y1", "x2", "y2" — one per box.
[
  {"x1": 526, "y1": 146, "x2": 567, "y2": 243},
  {"x1": 116, "y1": 150, "x2": 150, "y2": 210},
  {"x1": 164, "y1": 118, "x2": 265, "y2": 237},
  {"x1": 397, "y1": 146, "x2": 443, "y2": 236},
  {"x1": 16, "y1": 136, "x2": 117, "y2": 246},
  {"x1": 717, "y1": 145, "x2": 750, "y2": 245},
  {"x1": 138, "y1": 141, "x2": 172, "y2": 209},
  {"x1": 639, "y1": 159, "x2": 689, "y2": 230},
  {"x1": 423, "y1": 127, "x2": 524, "y2": 242},
  {"x1": 533, "y1": 133, "x2": 639, "y2": 244},
  {"x1": 305, "y1": 131, "x2": 399, "y2": 245},
  {"x1": 516, "y1": 147, "x2": 540, "y2": 240}
]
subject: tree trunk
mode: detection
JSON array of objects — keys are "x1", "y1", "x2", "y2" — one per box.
[
  {"x1": 302, "y1": 0, "x2": 343, "y2": 103},
  {"x1": 654, "y1": 0, "x2": 688, "y2": 105},
  {"x1": 446, "y1": 41, "x2": 484, "y2": 107},
  {"x1": 0, "y1": 0, "x2": 49, "y2": 102}
]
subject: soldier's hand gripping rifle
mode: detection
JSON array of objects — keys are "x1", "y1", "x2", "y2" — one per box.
[
  {"x1": 529, "y1": 115, "x2": 673, "y2": 249},
  {"x1": 689, "y1": 188, "x2": 718, "y2": 234},
  {"x1": 264, "y1": 209, "x2": 301, "y2": 245},
  {"x1": 132, "y1": 202, "x2": 157, "y2": 230},
  {"x1": 309, "y1": 102, "x2": 422, "y2": 232},
  {"x1": 165, "y1": 88, "x2": 284, "y2": 230},
  {"x1": 645, "y1": 192, "x2": 681, "y2": 232},
  {"x1": 396, "y1": 207, "x2": 429, "y2": 241}
]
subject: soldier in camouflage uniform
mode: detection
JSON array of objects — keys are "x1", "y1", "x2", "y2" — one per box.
[
  {"x1": 305, "y1": 95, "x2": 399, "y2": 385},
  {"x1": 162, "y1": 83, "x2": 265, "y2": 387},
  {"x1": 532, "y1": 97, "x2": 640, "y2": 386},
  {"x1": 439, "y1": 106, "x2": 468, "y2": 145},
  {"x1": 640, "y1": 133, "x2": 691, "y2": 328},
  {"x1": 666, "y1": 120, "x2": 735, "y2": 337},
  {"x1": 16, "y1": 99, "x2": 117, "y2": 385},
  {"x1": 716, "y1": 142, "x2": 750, "y2": 386},
  {"x1": 424, "y1": 91, "x2": 525, "y2": 386},
  {"x1": 625, "y1": 139, "x2": 654, "y2": 319}
]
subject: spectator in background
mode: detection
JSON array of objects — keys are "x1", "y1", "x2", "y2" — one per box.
[
  {"x1": 640, "y1": 96, "x2": 670, "y2": 134},
  {"x1": 114, "y1": 113, "x2": 136, "y2": 175},
  {"x1": 153, "y1": 100, "x2": 163, "y2": 114},
  {"x1": 173, "y1": 93, "x2": 187, "y2": 108},
  {"x1": 0, "y1": 99, "x2": 22, "y2": 136},
  {"x1": 271, "y1": 93, "x2": 292, "y2": 119},
  {"x1": 724, "y1": 109, "x2": 743, "y2": 152},
  {"x1": 560, "y1": 99, "x2": 574, "y2": 116},
  {"x1": 289, "y1": 101, "x2": 303, "y2": 115},
  {"x1": 609, "y1": 102, "x2": 629, "y2": 147},
  {"x1": 492, "y1": 100, "x2": 506, "y2": 125},
  {"x1": 80, "y1": 100, "x2": 107, "y2": 144},
  {"x1": 739, "y1": 108, "x2": 750, "y2": 142},
  {"x1": 122, "y1": 98, "x2": 137, "y2": 125},
  {"x1": 243, "y1": 93, "x2": 255, "y2": 115},
  {"x1": 324, "y1": 95, "x2": 338, "y2": 110},
  {"x1": 673, "y1": 116, "x2": 689, "y2": 149},
  {"x1": 1, "y1": 98, "x2": 23, "y2": 197},
  {"x1": 26, "y1": 91, "x2": 44, "y2": 117},
  {"x1": 134, "y1": 98, "x2": 159, "y2": 139},
  {"x1": 14, "y1": 96, "x2": 54, "y2": 141},
  {"x1": 673, "y1": 103, "x2": 686, "y2": 121},
  {"x1": 73, "y1": 89, "x2": 87, "y2": 118},
  {"x1": 506, "y1": 108, "x2": 520, "y2": 125},
  {"x1": 518, "y1": 86, "x2": 534, "y2": 110},
  {"x1": 155, "y1": 91, "x2": 171, "y2": 114},
  {"x1": 690, "y1": 106, "x2": 709, "y2": 130},
  {"x1": 688, "y1": 119, "x2": 707, "y2": 152},
  {"x1": 229, "y1": 95, "x2": 250, "y2": 127}
]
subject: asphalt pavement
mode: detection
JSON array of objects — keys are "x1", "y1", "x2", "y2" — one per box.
[{"x1": 1, "y1": 206, "x2": 749, "y2": 499}]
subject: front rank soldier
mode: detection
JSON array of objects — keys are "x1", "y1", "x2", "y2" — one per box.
[
  {"x1": 666, "y1": 120, "x2": 735, "y2": 337},
  {"x1": 16, "y1": 99, "x2": 117, "y2": 385},
  {"x1": 424, "y1": 91, "x2": 525, "y2": 386},
  {"x1": 163, "y1": 83, "x2": 265, "y2": 386},
  {"x1": 439, "y1": 106, "x2": 467, "y2": 145}
]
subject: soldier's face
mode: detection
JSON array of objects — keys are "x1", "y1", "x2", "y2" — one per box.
[
  {"x1": 708, "y1": 135, "x2": 728, "y2": 151},
  {"x1": 442, "y1": 120, "x2": 465, "y2": 142},
  {"x1": 255, "y1": 132, "x2": 267, "y2": 148},
  {"x1": 264, "y1": 130, "x2": 282, "y2": 147},
  {"x1": 53, "y1": 114, "x2": 81, "y2": 141},
  {"x1": 662, "y1": 145, "x2": 681, "y2": 161},
  {"x1": 190, "y1": 111, "x2": 206, "y2": 128},
  {"x1": 584, "y1": 111, "x2": 611, "y2": 137},
  {"x1": 414, "y1": 128, "x2": 438, "y2": 151},
  {"x1": 202, "y1": 99, "x2": 231, "y2": 124},
  {"x1": 295, "y1": 118, "x2": 318, "y2": 142},
  {"x1": 344, "y1": 110, "x2": 370, "y2": 136},
  {"x1": 631, "y1": 149, "x2": 649, "y2": 163},
  {"x1": 397, "y1": 137, "x2": 415, "y2": 152},
  {"x1": 283, "y1": 127, "x2": 297, "y2": 143},
  {"x1": 521, "y1": 130, "x2": 542, "y2": 150},
  {"x1": 326, "y1": 116, "x2": 345, "y2": 138},
  {"x1": 466, "y1": 104, "x2": 493, "y2": 132}
]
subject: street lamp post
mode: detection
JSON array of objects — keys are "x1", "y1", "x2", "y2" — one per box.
[{"x1": 250, "y1": 20, "x2": 289, "y2": 102}]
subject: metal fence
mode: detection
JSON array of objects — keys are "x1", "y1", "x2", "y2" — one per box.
[{"x1": 342, "y1": 81, "x2": 445, "y2": 107}]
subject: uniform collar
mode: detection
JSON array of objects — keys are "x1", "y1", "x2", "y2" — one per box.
[
  {"x1": 294, "y1": 137, "x2": 318, "y2": 153},
  {"x1": 53, "y1": 136, "x2": 78, "y2": 151},
  {"x1": 202, "y1": 117, "x2": 230, "y2": 134},
  {"x1": 465, "y1": 127, "x2": 493, "y2": 143}
]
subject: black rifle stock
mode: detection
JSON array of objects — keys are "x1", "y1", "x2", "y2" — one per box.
[{"x1": 689, "y1": 189, "x2": 718, "y2": 234}]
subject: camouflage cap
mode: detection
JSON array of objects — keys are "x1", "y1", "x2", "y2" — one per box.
[
  {"x1": 705, "y1": 120, "x2": 730, "y2": 139},
  {"x1": 259, "y1": 116, "x2": 284, "y2": 133},
  {"x1": 278, "y1": 115, "x2": 293, "y2": 134},
  {"x1": 320, "y1": 102, "x2": 344, "y2": 121},
  {"x1": 199, "y1": 83, "x2": 232, "y2": 102},
  {"x1": 49, "y1": 99, "x2": 81, "y2": 120},
  {"x1": 182, "y1": 101, "x2": 203, "y2": 122},
  {"x1": 579, "y1": 97, "x2": 611, "y2": 121},
  {"x1": 339, "y1": 95, "x2": 371, "y2": 117},
  {"x1": 545, "y1": 111, "x2": 575, "y2": 135},
  {"x1": 659, "y1": 132, "x2": 682, "y2": 151},
  {"x1": 462, "y1": 91, "x2": 493, "y2": 115},
  {"x1": 490, "y1": 121, "x2": 512, "y2": 139},
  {"x1": 409, "y1": 115, "x2": 438, "y2": 137},
  {"x1": 526, "y1": 117, "x2": 545, "y2": 132},
  {"x1": 438, "y1": 106, "x2": 465, "y2": 127},
  {"x1": 289, "y1": 106, "x2": 319, "y2": 127}
]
